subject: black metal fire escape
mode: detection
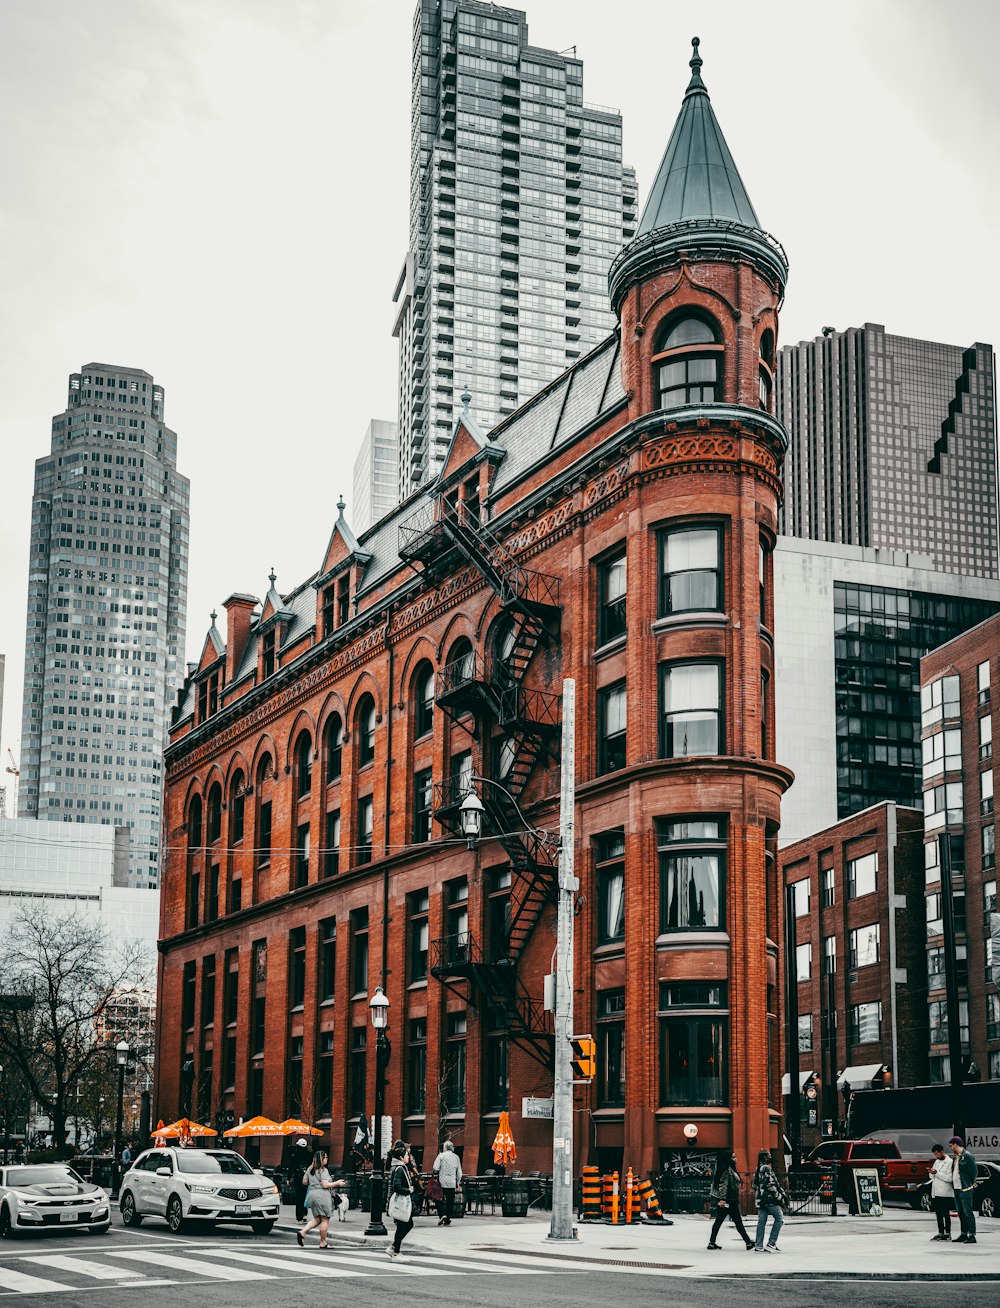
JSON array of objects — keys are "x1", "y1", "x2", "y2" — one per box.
[{"x1": 399, "y1": 496, "x2": 562, "y2": 1068}]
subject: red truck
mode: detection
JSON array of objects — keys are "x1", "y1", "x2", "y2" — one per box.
[{"x1": 801, "y1": 1140, "x2": 930, "y2": 1207}]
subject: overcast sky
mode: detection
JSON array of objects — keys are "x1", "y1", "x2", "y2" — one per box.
[{"x1": 1, "y1": 0, "x2": 998, "y2": 771}]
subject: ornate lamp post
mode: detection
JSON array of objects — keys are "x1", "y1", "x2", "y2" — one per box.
[
  {"x1": 0, "y1": 1064, "x2": 6, "y2": 1164},
  {"x1": 364, "y1": 985, "x2": 390, "y2": 1237},
  {"x1": 112, "y1": 1040, "x2": 129, "y2": 1198}
]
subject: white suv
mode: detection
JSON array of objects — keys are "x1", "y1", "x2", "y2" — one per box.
[{"x1": 120, "y1": 1147, "x2": 280, "y2": 1234}]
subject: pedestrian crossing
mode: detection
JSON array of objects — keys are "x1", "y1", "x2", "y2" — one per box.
[{"x1": 0, "y1": 1240, "x2": 573, "y2": 1295}]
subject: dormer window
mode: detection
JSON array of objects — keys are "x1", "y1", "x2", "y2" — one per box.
[
  {"x1": 337, "y1": 577, "x2": 350, "y2": 627},
  {"x1": 652, "y1": 316, "x2": 722, "y2": 409},
  {"x1": 322, "y1": 585, "x2": 336, "y2": 638}
]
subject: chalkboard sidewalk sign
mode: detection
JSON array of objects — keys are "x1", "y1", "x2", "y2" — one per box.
[{"x1": 852, "y1": 1167, "x2": 884, "y2": 1216}]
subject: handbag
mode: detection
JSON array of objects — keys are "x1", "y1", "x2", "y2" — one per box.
[{"x1": 387, "y1": 1192, "x2": 412, "y2": 1222}]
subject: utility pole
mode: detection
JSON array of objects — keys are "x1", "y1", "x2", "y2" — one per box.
[{"x1": 549, "y1": 679, "x2": 576, "y2": 1241}]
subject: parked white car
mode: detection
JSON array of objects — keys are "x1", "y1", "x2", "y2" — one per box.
[
  {"x1": 120, "y1": 1147, "x2": 279, "y2": 1234},
  {"x1": 0, "y1": 1164, "x2": 110, "y2": 1237}
]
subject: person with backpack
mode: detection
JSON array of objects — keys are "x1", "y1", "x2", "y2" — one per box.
[
  {"x1": 751, "y1": 1149, "x2": 788, "y2": 1252},
  {"x1": 707, "y1": 1151, "x2": 754, "y2": 1251}
]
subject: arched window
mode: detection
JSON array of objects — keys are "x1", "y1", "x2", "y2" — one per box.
[
  {"x1": 357, "y1": 695, "x2": 376, "y2": 768},
  {"x1": 414, "y1": 663, "x2": 435, "y2": 739},
  {"x1": 295, "y1": 732, "x2": 313, "y2": 799},
  {"x1": 758, "y1": 330, "x2": 774, "y2": 412},
  {"x1": 186, "y1": 795, "x2": 203, "y2": 930},
  {"x1": 256, "y1": 753, "x2": 274, "y2": 869},
  {"x1": 187, "y1": 794, "x2": 203, "y2": 853},
  {"x1": 447, "y1": 637, "x2": 475, "y2": 689},
  {"x1": 652, "y1": 316, "x2": 722, "y2": 409},
  {"x1": 229, "y1": 770, "x2": 246, "y2": 845},
  {"x1": 324, "y1": 713, "x2": 344, "y2": 784},
  {"x1": 494, "y1": 620, "x2": 517, "y2": 688},
  {"x1": 207, "y1": 783, "x2": 222, "y2": 844}
]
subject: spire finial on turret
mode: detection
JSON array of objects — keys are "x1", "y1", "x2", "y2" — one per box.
[
  {"x1": 210, "y1": 609, "x2": 217, "y2": 626},
  {"x1": 268, "y1": 567, "x2": 276, "y2": 587},
  {"x1": 460, "y1": 388, "x2": 472, "y2": 413},
  {"x1": 337, "y1": 494, "x2": 346, "y2": 517},
  {"x1": 685, "y1": 35, "x2": 706, "y2": 96}
]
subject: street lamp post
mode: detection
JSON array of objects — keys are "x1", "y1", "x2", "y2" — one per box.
[
  {"x1": 112, "y1": 1040, "x2": 129, "y2": 1199},
  {"x1": 364, "y1": 986, "x2": 390, "y2": 1237},
  {"x1": 0, "y1": 1063, "x2": 6, "y2": 1165},
  {"x1": 96, "y1": 1096, "x2": 105, "y2": 1153}
]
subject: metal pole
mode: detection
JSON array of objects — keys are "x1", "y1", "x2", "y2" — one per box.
[
  {"x1": 365, "y1": 1033, "x2": 388, "y2": 1236},
  {"x1": 783, "y1": 883, "x2": 801, "y2": 1169},
  {"x1": 549, "y1": 679, "x2": 576, "y2": 1241},
  {"x1": 938, "y1": 834, "x2": 965, "y2": 1140},
  {"x1": 112, "y1": 1062, "x2": 126, "y2": 1199}
]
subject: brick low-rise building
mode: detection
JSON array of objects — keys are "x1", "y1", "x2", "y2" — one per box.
[
  {"x1": 920, "y1": 612, "x2": 1000, "y2": 1085},
  {"x1": 780, "y1": 802, "x2": 926, "y2": 1150},
  {"x1": 156, "y1": 41, "x2": 793, "y2": 1175}
]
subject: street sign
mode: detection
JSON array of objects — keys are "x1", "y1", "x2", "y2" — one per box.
[
  {"x1": 380, "y1": 1115, "x2": 393, "y2": 1162},
  {"x1": 522, "y1": 1097, "x2": 554, "y2": 1119}
]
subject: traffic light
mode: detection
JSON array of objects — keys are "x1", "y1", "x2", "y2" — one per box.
[{"x1": 570, "y1": 1034, "x2": 595, "y2": 1081}]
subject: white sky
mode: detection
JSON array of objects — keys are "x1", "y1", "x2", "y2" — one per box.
[{"x1": 1, "y1": 0, "x2": 998, "y2": 772}]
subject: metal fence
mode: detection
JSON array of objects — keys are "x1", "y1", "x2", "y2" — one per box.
[{"x1": 653, "y1": 1168, "x2": 836, "y2": 1217}]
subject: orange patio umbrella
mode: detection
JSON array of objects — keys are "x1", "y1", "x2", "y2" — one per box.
[
  {"x1": 491, "y1": 1111, "x2": 517, "y2": 1167},
  {"x1": 222, "y1": 1115, "x2": 286, "y2": 1138},
  {"x1": 278, "y1": 1118, "x2": 323, "y2": 1136},
  {"x1": 154, "y1": 1118, "x2": 217, "y2": 1138}
]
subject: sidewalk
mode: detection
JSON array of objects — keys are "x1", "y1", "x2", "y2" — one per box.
[{"x1": 275, "y1": 1202, "x2": 998, "y2": 1279}]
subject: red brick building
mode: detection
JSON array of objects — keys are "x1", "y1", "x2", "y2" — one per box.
[
  {"x1": 156, "y1": 42, "x2": 793, "y2": 1175},
  {"x1": 780, "y1": 802, "x2": 927, "y2": 1150},
  {"x1": 920, "y1": 613, "x2": 1000, "y2": 1085}
]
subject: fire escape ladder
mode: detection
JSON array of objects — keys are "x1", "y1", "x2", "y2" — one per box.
[{"x1": 430, "y1": 933, "x2": 554, "y2": 1069}]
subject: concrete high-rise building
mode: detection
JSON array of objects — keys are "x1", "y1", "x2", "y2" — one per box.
[
  {"x1": 352, "y1": 419, "x2": 400, "y2": 535},
  {"x1": 18, "y1": 364, "x2": 190, "y2": 888},
  {"x1": 394, "y1": 0, "x2": 637, "y2": 497},
  {"x1": 777, "y1": 324, "x2": 999, "y2": 579}
]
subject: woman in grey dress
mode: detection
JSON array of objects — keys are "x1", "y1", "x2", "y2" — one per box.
[{"x1": 296, "y1": 1150, "x2": 344, "y2": 1248}]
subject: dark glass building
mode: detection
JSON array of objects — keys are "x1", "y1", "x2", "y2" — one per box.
[
  {"x1": 834, "y1": 581, "x2": 1000, "y2": 818},
  {"x1": 778, "y1": 324, "x2": 999, "y2": 579}
]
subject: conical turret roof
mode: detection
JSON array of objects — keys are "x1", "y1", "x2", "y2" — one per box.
[{"x1": 637, "y1": 38, "x2": 759, "y2": 235}]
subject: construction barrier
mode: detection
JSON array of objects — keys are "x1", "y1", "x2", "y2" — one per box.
[
  {"x1": 637, "y1": 1175, "x2": 667, "y2": 1222},
  {"x1": 581, "y1": 1165, "x2": 602, "y2": 1221},
  {"x1": 608, "y1": 1170, "x2": 620, "y2": 1224},
  {"x1": 624, "y1": 1167, "x2": 638, "y2": 1223}
]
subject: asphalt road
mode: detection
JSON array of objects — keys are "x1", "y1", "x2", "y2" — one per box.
[{"x1": 0, "y1": 1215, "x2": 994, "y2": 1306}]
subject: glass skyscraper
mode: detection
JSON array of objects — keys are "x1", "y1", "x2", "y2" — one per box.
[
  {"x1": 777, "y1": 324, "x2": 999, "y2": 579},
  {"x1": 352, "y1": 419, "x2": 400, "y2": 535},
  {"x1": 18, "y1": 364, "x2": 190, "y2": 888},
  {"x1": 394, "y1": 0, "x2": 636, "y2": 497}
]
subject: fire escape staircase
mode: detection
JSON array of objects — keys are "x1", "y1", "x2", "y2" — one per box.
[{"x1": 401, "y1": 498, "x2": 562, "y2": 1065}]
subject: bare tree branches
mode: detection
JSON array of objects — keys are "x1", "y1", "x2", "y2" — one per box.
[{"x1": 0, "y1": 907, "x2": 151, "y2": 1153}]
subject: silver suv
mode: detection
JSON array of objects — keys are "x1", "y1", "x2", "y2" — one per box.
[{"x1": 120, "y1": 1147, "x2": 279, "y2": 1234}]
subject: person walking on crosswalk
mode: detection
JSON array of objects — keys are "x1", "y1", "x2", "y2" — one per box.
[{"x1": 297, "y1": 1150, "x2": 346, "y2": 1249}]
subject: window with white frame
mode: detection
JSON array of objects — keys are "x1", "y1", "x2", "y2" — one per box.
[
  {"x1": 978, "y1": 660, "x2": 991, "y2": 706},
  {"x1": 849, "y1": 923, "x2": 880, "y2": 969},
  {"x1": 796, "y1": 942, "x2": 812, "y2": 981},
  {"x1": 980, "y1": 715, "x2": 993, "y2": 761},
  {"x1": 848, "y1": 852, "x2": 877, "y2": 899},
  {"x1": 922, "y1": 728, "x2": 962, "y2": 780},
  {"x1": 981, "y1": 768, "x2": 994, "y2": 816},
  {"x1": 792, "y1": 878, "x2": 810, "y2": 917},
  {"x1": 850, "y1": 1001, "x2": 882, "y2": 1045},
  {"x1": 921, "y1": 674, "x2": 960, "y2": 729}
]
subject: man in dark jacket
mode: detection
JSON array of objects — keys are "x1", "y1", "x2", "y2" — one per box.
[
  {"x1": 290, "y1": 1137, "x2": 313, "y2": 1223},
  {"x1": 949, "y1": 1136, "x2": 978, "y2": 1243}
]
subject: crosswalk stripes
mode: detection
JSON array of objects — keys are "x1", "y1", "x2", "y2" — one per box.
[
  {"x1": 0, "y1": 1240, "x2": 578, "y2": 1296},
  {"x1": 97, "y1": 1248, "x2": 271, "y2": 1281},
  {"x1": 20, "y1": 1254, "x2": 146, "y2": 1282}
]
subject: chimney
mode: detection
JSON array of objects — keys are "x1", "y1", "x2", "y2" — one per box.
[{"x1": 223, "y1": 593, "x2": 259, "y2": 685}]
